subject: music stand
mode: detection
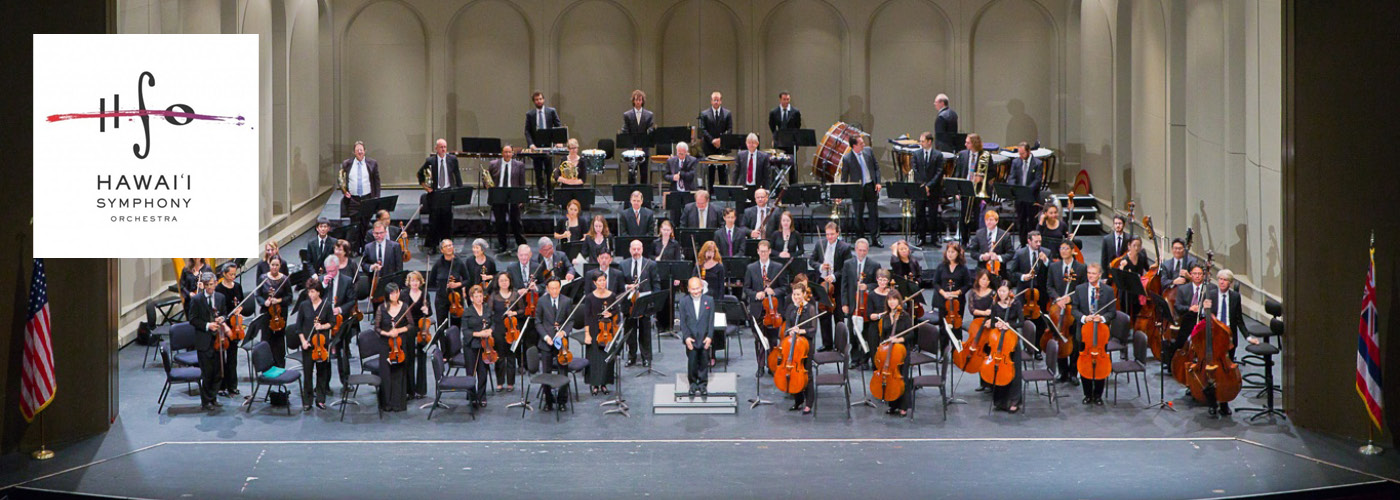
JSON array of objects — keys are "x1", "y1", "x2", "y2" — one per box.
[
  {"x1": 943, "y1": 178, "x2": 976, "y2": 241},
  {"x1": 1145, "y1": 293, "x2": 1176, "y2": 411},
  {"x1": 712, "y1": 185, "x2": 756, "y2": 210},
  {"x1": 488, "y1": 186, "x2": 529, "y2": 206},
  {"x1": 531, "y1": 127, "x2": 569, "y2": 149},
  {"x1": 615, "y1": 235, "x2": 657, "y2": 257},
  {"x1": 616, "y1": 132, "x2": 654, "y2": 151},
  {"x1": 827, "y1": 183, "x2": 865, "y2": 232},
  {"x1": 431, "y1": 187, "x2": 473, "y2": 241},
  {"x1": 553, "y1": 187, "x2": 595, "y2": 211},
  {"x1": 888, "y1": 182, "x2": 925, "y2": 245},
  {"x1": 678, "y1": 229, "x2": 714, "y2": 256},
  {"x1": 742, "y1": 238, "x2": 765, "y2": 259},
  {"x1": 995, "y1": 183, "x2": 1037, "y2": 205},
  {"x1": 611, "y1": 184, "x2": 656, "y2": 206},
  {"x1": 460, "y1": 137, "x2": 503, "y2": 204},
  {"x1": 560, "y1": 275, "x2": 585, "y2": 303},
  {"x1": 658, "y1": 260, "x2": 696, "y2": 338},
  {"x1": 652, "y1": 127, "x2": 690, "y2": 155},
  {"x1": 722, "y1": 257, "x2": 752, "y2": 296},
  {"x1": 779, "y1": 184, "x2": 823, "y2": 223},
  {"x1": 628, "y1": 291, "x2": 669, "y2": 377},
  {"x1": 664, "y1": 191, "x2": 695, "y2": 226}
]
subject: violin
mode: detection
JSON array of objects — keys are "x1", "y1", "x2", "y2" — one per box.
[
  {"x1": 555, "y1": 301, "x2": 586, "y2": 365},
  {"x1": 871, "y1": 320, "x2": 927, "y2": 402},
  {"x1": 266, "y1": 275, "x2": 291, "y2": 332},
  {"x1": 853, "y1": 272, "x2": 869, "y2": 320},
  {"x1": 761, "y1": 258, "x2": 796, "y2": 329},
  {"x1": 385, "y1": 305, "x2": 412, "y2": 365},
  {"x1": 980, "y1": 319, "x2": 1019, "y2": 386},
  {"x1": 309, "y1": 297, "x2": 333, "y2": 363},
  {"x1": 480, "y1": 312, "x2": 500, "y2": 365},
  {"x1": 448, "y1": 276, "x2": 465, "y2": 318},
  {"x1": 983, "y1": 224, "x2": 1015, "y2": 276},
  {"x1": 212, "y1": 315, "x2": 231, "y2": 351},
  {"x1": 1064, "y1": 191, "x2": 1086, "y2": 264},
  {"x1": 1076, "y1": 298, "x2": 1117, "y2": 381},
  {"x1": 417, "y1": 315, "x2": 432, "y2": 345},
  {"x1": 502, "y1": 290, "x2": 531, "y2": 345},
  {"x1": 398, "y1": 205, "x2": 423, "y2": 263}
]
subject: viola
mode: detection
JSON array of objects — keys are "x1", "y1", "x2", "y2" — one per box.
[
  {"x1": 980, "y1": 321, "x2": 1018, "y2": 386},
  {"x1": 1042, "y1": 300, "x2": 1075, "y2": 359},
  {"x1": 417, "y1": 315, "x2": 432, "y2": 345},
  {"x1": 385, "y1": 306, "x2": 411, "y2": 365},
  {"x1": 212, "y1": 317, "x2": 231, "y2": 351},
  {"x1": 269, "y1": 303, "x2": 286, "y2": 331},
  {"x1": 504, "y1": 314, "x2": 521, "y2": 345},
  {"x1": 309, "y1": 298, "x2": 332, "y2": 362},
  {"x1": 596, "y1": 313, "x2": 619, "y2": 346},
  {"x1": 983, "y1": 225, "x2": 1014, "y2": 275},
  {"x1": 953, "y1": 317, "x2": 989, "y2": 374},
  {"x1": 556, "y1": 323, "x2": 573, "y2": 365},
  {"x1": 480, "y1": 313, "x2": 500, "y2": 365},
  {"x1": 398, "y1": 205, "x2": 422, "y2": 261},
  {"x1": 943, "y1": 296, "x2": 963, "y2": 331}
]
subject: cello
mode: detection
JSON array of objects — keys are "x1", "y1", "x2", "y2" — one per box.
[
  {"x1": 980, "y1": 318, "x2": 1023, "y2": 387},
  {"x1": 953, "y1": 316, "x2": 990, "y2": 374},
  {"x1": 1076, "y1": 298, "x2": 1118, "y2": 383},
  {"x1": 871, "y1": 320, "x2": 930, "y2": 402},
  {"x1": 771, "y1": 308, "x2": 823, "y2": 395},
  {"x1": 1041, "y1": 266, "x2": 1078, "y2": 359}
]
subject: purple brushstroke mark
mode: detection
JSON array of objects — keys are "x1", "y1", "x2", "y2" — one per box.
[{"x1": 46, "y1": 109, "x2": 246, "y2": 126}]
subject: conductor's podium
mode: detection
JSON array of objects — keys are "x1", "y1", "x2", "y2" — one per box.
[{"x1": 653, "y1": 372, "x2": 739, "y2": 415}]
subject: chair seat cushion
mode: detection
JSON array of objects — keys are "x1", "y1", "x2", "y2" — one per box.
[
  {"x1": 1245, "y1": 322, "x2": 1272, "y2": 337},
  {"x1": 448, "y1": 353, "x2": 468, "y2": 367},
  {"x1": 908, "y1": 351, "x2": 936, "y2": 365},
  {"x1": 1246, "y1": 343, "x2": 1280, "y2": 356},
  {"x1": 347, "y1": 374, "x2": 380, "y2": 386},
  {"x1": 438, "y1": 376, "x2": 477, "y2": 390},
  {"x1": 173, "y1": 351, "x2": 199, "y2": 366},
  {"x1": 567, "y1": 359, "x2": 589, "y2": 372},
  {"x1": 910, "y1": 375, "x2": 943, "y2": 388},
  {"x1": 812, "y1": 352, "x2": 844, "y2": 364},
  {"x1": 532, "y1": 374, "x2": 569, "y2": 387},
  {"x1": 364, "y1": 359, "x2": 382, "y2": 373},
  {"x1": 260, "y1": 369, "x2": 302, "y2": 384},
  {"x1": 1022, "y1": 368, "x2": 1056, "y2": 382},
  {"x1": 1106, "y1": 339, "x2": 1125, "y2": 352},
  {"x1": 813, "y1": 373, "x2": 846, "y2": 385},
  {"x1": 169, "y1": 367, "x2": 203, "y2": 382},
  {"x1": 1111, "y1": 360, "x2": 1145, "y2": 373}
]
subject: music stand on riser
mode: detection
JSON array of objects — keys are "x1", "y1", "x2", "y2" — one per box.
[{"x1": 629, "y1": 291, "x2": 669, "y2": 378}]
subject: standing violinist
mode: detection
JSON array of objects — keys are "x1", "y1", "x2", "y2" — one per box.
[
  {"x1": 296, "y1": 279, "x2": 333, "y2": 411},
  {"x1": 1070, "y1": 264, "x2": 1135, "y2": 405},
  {"x1": 428, "y1": 239, "x2": 468, "y2": 328},
  {"x1": 535, "y1": 278, "x2": 573, "y2": 412},
  {"x1": 320, "y1": 254, "x2": 359, "y2": 395},
  {"x1": 840, "y1": 239, "x2": 880, "y2": 368},
  {"x1": 680, "y1": 277, "x2": 715, "y2": 397},
  {"x1": 375, "y1": 283, "x2": 410, "y2": 412},
  {"x1": 465, "y1": 239, "x2": 497, "y2": 291},
  {"x1": 745, "y1": 241, "x2": 790, "y2": 376},
  {"x1": 582, "y1": 271, "x2": 617, "y2": 396},
  {"x1": 1008, "y1": 231, "x2": 1051, "y2": 358},
  {"x1": 214, "y1": 263, "x2": 246, "y2": 397},
  {"x1": 404, "y1": 272, "x2": 431, "y2": 399},
  {"x1": 462, "y1": 285, "x2": 493, "y2": 408},
  {"x1": 190, "y1": 274, "x2": 225, "y2": 412},
  {"x1": 257, "y1": 258, "x2": 293, "y2": 369},
  {"x1": 783, "y1": 283, "x2": 819, "y2": 414},
  {"x1": 875, "y1": 290, "x2": 915, "y2": 416},
  {"x1": 966, "y1": 210, "x2": 1015, "y2": 284},
  {"x1": 490, "y1": 272, "x2": 520, "y2": 393},
  {"x1": 989, "y1": 281, "x2": 1028, "y2": 413},
  {"x1": 622, "y1": 239, "x2": 659, "y2": 368}
]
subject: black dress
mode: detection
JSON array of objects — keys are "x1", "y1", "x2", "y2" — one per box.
[
  {"x1": 256, "y1": 274, "x2": 293, "y2": 367},
  {"x1": 1037, "y1": 220, "x2": 1067, "y2": 256},
  {"x1": 889, "y1": 257, "x2": 924, "y2": 313},
  {"x1": 652, "y1": 238, "x2": 683, "y2": 261},
  {"x1": 406, "y1": 289, "x2": 431, "y2": 397},
  {"x1": 768, "y1": 230, "x2": 804, "y2": 258},
  {"x1": 461, "y1": 304, "x2": 491, "y2": 402},
  {"x1": 582, "y1": 292, "x2": 616, "y2": 387},
  {"x1": 213, "y1": 281, "x2": 245, "y2": 393},
  {"x1": 490, "y1": 291, "x2": 520, "y2": 387},
  {"x1": 583, "y1": 236, "x2": 612, "y2": 261},
  {"x1": 465, "y1": 256, "x2": 497, "y2": 291},
  {"x1": 556, "y1": 217, "x2": 585, "y2": 243},
  {"x1": 375, "y1": 303, "x2": 410, "y2": 412},
  {"x1": 1114, "y1": 254, "x2": 1152, "y2": 318},
  {"x1": 930, "y1": 264, "x2": 971, "y2": 332},
  {"x1": 875, "y1": 311, "x2": 915, "y2": 411},
  {"x1": 988, "y1": 300, "x2": 1025, "y2": 410},
  {"x1": 700, "y1": 262, "x2": 727, "y2": 301},
  {"x1": 651, "y1": 238, "x2": 683, "y2": 330}
]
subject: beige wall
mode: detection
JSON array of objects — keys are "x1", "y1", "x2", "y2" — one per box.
[{"x1": 111, "y1": 0, "x2": 1283, "y2": 331}]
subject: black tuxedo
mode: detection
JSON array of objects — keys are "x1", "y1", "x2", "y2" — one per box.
[
  {"x1": 1007, "y1": 246, "x2": 1051, "y2": 292},
  {"x1": 713, "y1": 225, "x2": 749, "y2": 258},
  {"x1": 1206, "y1": 286, "x2": 1245, "y2": 357},
  {"x1": 622, "y1": 108, "x2": 655, "y2": 137},
  {"x1": 1007, "y1": 156, "x2": 1043, "y2": 239},
  {"x1": 769, "y1": 105, "x2": 802, "y2": 182},
  {"x1": 911, "y1": 147, "x2": 945, "y2": 240},
  {"x1": 530, "y1": 252, "x2": 573, "y2": 287},
  {"x1": 967, "y1": 226, "x2": 1016, "y2": 279},
  {"x1": 679, "y1": 294, "x2": 716, "y2": 386},
  {"x1": 698, "y1": 106, "x2": 734, "y2": 187},
  {"x1": 583, "y1": 267, "x2": 625, "y2": 296},
  {"x1": 743, "y1": 260, "x2": 790, "y2": 323},
  {"x1": 1101, "y1": 232, "x2": 1129, "y2": 272},
  {"x1": 1046, "y1": 260, "x2": 1087, "y2": 301},
  {"x1": 361, "y1": 238, "x2": 405, "y2": 281},
  {"x1": 742, "y1": 204, "x2": 780, "y2": 239},
  {"x1": 621, "y1": 257, "x2": 659, "y2": 360},
  {"x1": 618, "y1": 206, "x2": 655, "y2": 237},
  {"x1": 666, "y1": 156, "x2": 698, "y2": 192},
  {"x1": 934, "y1": 107, "x2": 959, "y2": 153},
  {"x1": 489, "y1": 158, "x2": 528, "y2": 248},
  {"x1": 532, "y1": 292, "x2": 572, "y2": 405},
  {"x1": 840, "y1": 149, "x2": 882, "y2": 241},
  {"x1": 526, "y1": 105, "x2": 563, "y2": 197},
  {"x1": 1159, "y1": 256, "x2": 1200, "y2": 289},
  {"x1": 680, "y1": 202, "x2": 723, "y2": 230},
  {"x1": 419, "y1": 154, "x2": 463, "y2": 249},
  {"x1": 189, "y1": 291, "x2": 225, "y2": 406},
  {"x1": 305, "y1": 236, "x2": 337, "y2": 275},
  {"x1": 733, "y1": 149, "x2": 772, "y2": 187}
]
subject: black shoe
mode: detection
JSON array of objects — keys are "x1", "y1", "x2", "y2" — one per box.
[
  {"x1": 788, "y1": 403, "x2": 802, "y2": 411},
  {"x1": 755, "y1": 367, "x2": 765, "y2": 377},
  {"x1": 1095, "y1": 398, "x2": 1105, "y2": 406},
  {"x1": 700, "y1": 386, "x2": 708, "y2": 397},
  {"x1": 1207, "y1": 406, "x2": 1218, "y2": 417},
  {"x1": 1082, "y1": 397, "x2": 1091, "y2": 405},
  {"x1": 642, "y1": 359, "x2": 651, "y2": 367},
  {"x1": 1219, "y1": 404, "x2": 1232, "y2": 416},
  {"x1": 211, "y1": 400, "x2": 224, "y2": 407},
  {"x1": 217, "y1": 390, "x2": 229, "y2": 398},
  {"x1": 1068, "y1": 378, "x2": 1080, "y2": 386},
  {"x1": 202, "y1": 404, "x2": 216, "y2": 411},
  {"x1": 688, "y1": 386, "x2": 697, "y2": 396},
  {"x1": 316, "y1": 402, "x2": 327, "y2": 410},
  {"x1": 229, "y1": 388, "x2": 241, "y2": 396},
  {"x1": 544, "y1": 403, "x2": 555, "y2": 412},
  {"x1": 975, "y1": 386, "x2": 988, "y2": 392},
  {"x1": 1033, "y1": 353, "x2": 1044, "y2": 361},
  {"x1": 303, "y1": 405, "x2": 313, "y2": 411},
  {"x1": 626, "y1": 358, "x2": 637, "y2": 367}
]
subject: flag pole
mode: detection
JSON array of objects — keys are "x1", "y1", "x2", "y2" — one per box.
[
  {"x1": 1360, "y1": 230, "x2": 1384, "y2": 456},
  {"x1": 32, "y1": 413, "x2": 54, "y2": 460}
]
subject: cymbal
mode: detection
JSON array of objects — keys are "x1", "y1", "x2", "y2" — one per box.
[
  {"x1": 892, "y1": 139, "x2": 919, "y2": 146},
  {"x1": 650, "y1": 155, "x2": 671, "y2": 163},
  {"x1": 704, "y1": 155, "x2": 735, "y2": 162}
]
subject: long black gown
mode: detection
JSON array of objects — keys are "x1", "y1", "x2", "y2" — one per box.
[
  {"x1": 375, "y1": 302, "x2": 409, "y2": 412},
  {"x1": 988, "y1": 300, "x2": 1026, "y2": 411},
  {"x1": 582, "y1": 292, "x2": 616, "y2": 388}
]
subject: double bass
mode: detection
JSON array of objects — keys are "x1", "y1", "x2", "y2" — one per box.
[
  {"x1": 1135, "y1": 216, "x2": 1170, "y2": 359},
  {"x1": 1063, "y1": 191, "x2": 1086, "y2": 264},
  {"x1": 1172, "y1": 250, "x2": 1216, "y2": 382},
  {"x1": 1183, "y1": 315, "x2": 1243, "y2": 406}
]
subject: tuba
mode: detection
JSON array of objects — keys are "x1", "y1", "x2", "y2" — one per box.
[{"x1": 555, "y1": 159, "x2": 577, "y2": 186}]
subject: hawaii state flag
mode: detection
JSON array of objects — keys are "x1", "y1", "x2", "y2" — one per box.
[{"x1": 1357, "y1": 246, "x2": 1383, "y2": 430}]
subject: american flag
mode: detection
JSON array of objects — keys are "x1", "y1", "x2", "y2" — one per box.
[
  {"x1": 21, "y1": 258, "x2": 57, "y2": 422},
  {"x1": 1356, "y1": 245, "x2": 1383, "y2": 430}
]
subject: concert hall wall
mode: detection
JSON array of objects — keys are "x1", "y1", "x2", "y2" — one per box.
[{"x1": 107, "y1": 0, "x2": 1283, "y2": 360}]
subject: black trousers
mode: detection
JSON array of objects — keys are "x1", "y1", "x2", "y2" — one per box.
[
  {"x1": 1014, "y1": 200, "x2": 1036, "y2": 241},
  {"x1": 470, "y1": 348, "x2": 490, "y2": 403},
  {"x1": 532, "y1": 157, "x2": 551, "y2": 198},
  {"x1": 197, "y1": 348, "x2": 219, "y2": 405},
  {"x1": 852, "y1": 197, "x2": 879, "y2": 242},
  {"x1": 686, "y1": 345, "x2": 710, "y2": 386},
  {"x1": 261, "y1": 325, "x2": 286, "y2": 368},
  {"x1": 493, "y1": 203, "x2": 524, "y2": 248},
  {"x1": 303, "y1": 358, "x2": 331, "y2": 405},
  {"x1": 916, "y1": 195, "x2": 941, "y2": 241},
  {"x1": 705, "y1": 164, "x2": 728, "y2": 190},
  {"x1": 410, "y1": 341, "x2": 428, "y2": 396},
  {"x1": 423, "y1": 193, "x2": 454, "y2": 250},
  {"x1": 334, "y1": 324, "x2": 358, "y2": 389},
  {"x1": 219, "y1": 347, "x2": 238, "y2": 392},
  {"x1": 1081, "y1": 376, "x2": 1106, "y2": 399},
  {"x1": 818, "y1": 312, "x2": 837, "y2": 351},
  {"x1": 540, "y1": 344, "x2": 565, "y2": 406},
  {"x1": 626, "y1": 317, "x2": 653, "y2": 361}
]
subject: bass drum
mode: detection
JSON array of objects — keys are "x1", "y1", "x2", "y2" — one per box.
[{"x1": 811, "y1": 122, "x2": 865, "y2": 183}]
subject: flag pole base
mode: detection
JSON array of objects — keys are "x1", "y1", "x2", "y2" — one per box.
[
  {"x1": 32, "y1": 448, "x2": 54, "y2": 460},
  {"x1": 1359, "y1": 442, "x2": 1384, "y2": 456}
]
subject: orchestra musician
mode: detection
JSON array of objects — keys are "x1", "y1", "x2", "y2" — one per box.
[
  {"x1": 363, "y1": 221, "x2": 405, "y2": 288},
  {"x1": 840, "y1": 239, "x2": 880, "y2": 368},
  {"x1": 653, "y1": 220, "x2": 683, "y2": 262},
  {"x1": 1159, "y1": 238, "x2": 1199, "y2": 289},
  {"x1": 1047, "y1": 240, "x2": 1087, "y2": 382},
  {"x1": 618, "y1": 190, "x2": 655, "y2": 237},
  {"x1": 1007, "y1": 142, "x2": 1043, "y2": 239},
  {"x1": 582, "y1": 215, "x2": 613, "y2": 261},
  {"x1": 556, "y1": 138, "x2": 587, "y2": 186},
  {"x1": 404, "y1": 271, "x2": 431, "y2": 399},
  {"x1": 525, "y1": 91, "x2": 562, "y2": 198},
  {"x1": 864, "y1": 270, "x2": 896, "y2": 372},
  {"x1": 811, "y1": 222, "x2": 852, "y2": 352},
  {"x1": 532, "y1": 237, "x2": 575, "y2": 284},
  {"x1": 178, "y1": 257, "x2": 209, "y2": 309},
  {"x1": 582, "y1": 271, "x2": 618, "y2": 396},
  {"x1": 584, "y1": 249, "x2": 625, "y2": 297},
  {"x1": 621, "y1": 89, "x2": 655, "y2": 140},
  {"x1": 1167, "y1": 264, "x2": 1209, "y2": 368},
  {"x1": 375, "y1": 283, "x2": 410, "y2": 412},
  {"x1": 362, "y1": 210, "x2": 402, "y2": 246},
  {"x1": 317, "y1": 254, "x2": 358, "y2": 393},
  {"x1": 742, "y1": 188, "x2": 780, "y2": 240},
  {"x1": 1036, "y1": 202, "x2": 1068, "y2": 256},
  {"x1": 714, "y1": 208, "x2": 748, "y2": 258},
  {"x1": 840, "y1": 135, "x2": 883, "y2": 247},
  {"x1": 1209, "y1": 269, "x2": 1245, "y2": 360},
  {"x1": 697, "y1": 241, "x2": 727, "y2": 301},
  {"x1": 912, "y1": 132, "x2": 944, "y2": 246},
  {"x1": 1009, "y1": 231, "x2": 1051, "y2": 302},
  {"x1": 874, "y1": 289, "x2": 915, "y2": 416},
  {"x1": 934, "y1": 94, "x2": 959, "y2": 153},
  {"x1": 488, "y1": 145, "x2": 528, "y2": 252},
  {"x1": 889, "y1": 240, "x2": 924, "y2": 315},
  {"x1": 698, "y1": 91, "x2": 734, "y2": 187},
  {"x1": 745, "y1": 241, "x2": 789, "y2": 375},
  {"x1": 667, "y1": 142, "x2": 698, "y2": 193},
  {"x1": 784, "y1": 282, "x2": 819, "y2": 414},
  {"x1": 189, "y1": 273, "x2": 225, "y2": 411},
  {"x1": 1113, "y1": 236, "x2": 1152, "y2": 319},
  {"x1": 306, "y1": 218, "x2": 337, "y2": 275},
  {"x1": 418, "y1": 138, "x2": 462, "y2": 255},
  {"x1": 621, "y1": 239, "x2": 659, "y2": 367},
  {"x1": 680, "y1": 277, "x2": 715, "y2": 397},
  {"x1": 427, "y1": 239, "x2": 468, "y2": 328},
  {"x1": 768, "y1": 91, "x2": 802, "y2": 183},
  {"x1": 489, "y1": 272, "x2": 520, "y2": 393},
  {"x1": 254, "y1": 242, "x2": 281, "y2": 280},
  {"x1": 465, "y1": 239, "x2": 497, "y2": 291},
  {"x1": 296, "y1": 279, "x2": 332, "y2": 410},
  {"x1": 966, "y1": 268, "x2": 995, "y2": 392},
  {"x1": 930, "y1": 242, "x2": 971, "y2": 350},
  {"x1": 680, "y1": 189, "x2": 722, "y2": 230},
  {"x1": 506, "y1": 244, "x2": 536, "y2": 298},
  {"x1": 534, "y1": 278, "x2": 572, "y2": 412},
  {"x1": 461, "y1": 285, "x2": 493, "y2": 408},
  {"x1": 554, "y1": 199, "x2": 586, "y2": 243},
  {"x1": 966, "y1": 210, "x2": 1015, "y2": 283},
  {"x1": 339, "y1": 140, "x2": 381, "y2": 222},
  {"x1": 1101, "y1": 215, "x2": 1130, "y2": 273},
  {"x1": 768, "y1": 210, "x2": 804, "y2": 260},
  {"x1": 259, "y1": 257, "x2": 293, "y2": 369},
  {"x1": 1071, "y1": 264, "x2": 1136, "y2": 404},
  {"x1": 955, "y1": 134, "x2": 989, "y2": 240},
  {"x1": 213, "y1": 264, "x2": 245, "y2": 397},
  {"x1": 734, "y1": 133, "x2": 771, "y2": 192},
  {"x1": 989, "y1": 280, "x2": 1030, "y2": 413}
]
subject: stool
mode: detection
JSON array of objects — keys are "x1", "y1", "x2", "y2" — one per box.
[{"x1": 1238, "y1": 342, "x2": 1285, "y2": 422}]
